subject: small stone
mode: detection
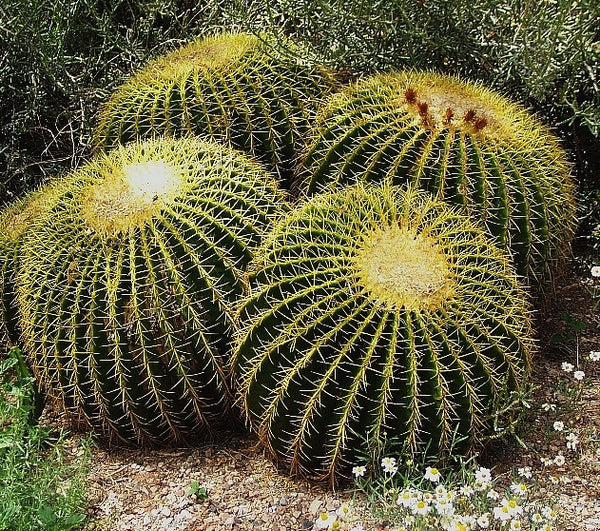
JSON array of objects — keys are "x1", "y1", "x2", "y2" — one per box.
[
  {"x1": 279, "y1": 496, "x2": 289, "y2": 506},
  {"x1": 160, "y1": 507, "x2": 171, "y2": 517},
  {"x1": 309, "y1": 498, "x2": 322, "y2": 515}
]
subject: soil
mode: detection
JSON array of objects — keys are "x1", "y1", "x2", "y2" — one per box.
[{"x1": 43, "y1": 257, "x2": 600, "y2": 531}]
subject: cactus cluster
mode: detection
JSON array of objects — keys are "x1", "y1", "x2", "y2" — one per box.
[
  {"x1": 16, "y1": 137, "x2": 285, "y2": 444},
  {"x1": 5, "y1": 30, "x2": 574, "y2": 485},
  {"x1": 297, "y1": 71, "x2": 576, "y2": 290},
  {"x1": 234, "y1": 184, "x2": 532, "y2": 484},
  {"x1": 94, "y1": 32, "x2": 339, "y2": 188}
]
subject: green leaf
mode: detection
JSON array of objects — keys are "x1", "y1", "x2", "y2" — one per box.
[
  {"x1": 560, "y1": 312, "x2": 586, "y2": 331},
  {"x1": 38, "y1": 505, "x2": 57, "y2": 525},
  {"x1": 62, "y1": 513, "x2": 87, "y2": 527}
]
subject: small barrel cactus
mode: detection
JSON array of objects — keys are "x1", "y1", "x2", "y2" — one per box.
[
  {"x1": 17, "y1": 137, "x2": 285, "y2": 444},
  {"x1": 234, "y1": 184, "x2": 533, "y2": 484},
  {"x1": 297, "y1": 71, "x2": 576, "y2": 290},
  {"x1": 94, "y1": 32, "x2": 339, "y2": 188},
  {"x1": 0, "y1": 182, "x2": 67, "y2": 350}
]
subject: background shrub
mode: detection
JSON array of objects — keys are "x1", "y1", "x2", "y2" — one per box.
[
  {"x1": 1, "y1": 0, "x2": 598, "y2": 248},
  {"x1": 235, "y1": 0, "x2": 599, "y2": 249},
  {"x1": 0, "y1": 0, "x2": 237, "y2": 200}
]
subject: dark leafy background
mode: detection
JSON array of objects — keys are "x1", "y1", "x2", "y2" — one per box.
[{"x1": 1, "y1": 0, "x2": 598, "y2": 247}]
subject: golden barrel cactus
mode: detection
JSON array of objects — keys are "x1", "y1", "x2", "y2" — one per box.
[{"x1": 17, "y1": 137, "x2": 285, "y2": 444}]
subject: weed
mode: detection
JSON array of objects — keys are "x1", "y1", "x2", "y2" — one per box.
[{"x1": 0, "y1": 347, "x2": 91, "y2": 531}]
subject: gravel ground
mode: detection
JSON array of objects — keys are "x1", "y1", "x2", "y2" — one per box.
[
  {"x1": 52, "y1": 269, "x2": 599, "y2": 531},
  {"x1": 82, "y1": 434, "x2": 382, "y2": 531}
]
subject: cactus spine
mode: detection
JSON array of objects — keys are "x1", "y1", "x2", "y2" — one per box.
[
  {"x1": 94, "y1": 32, "x2": 339, "y2": 189},
  {"x1": 297, "y1": 71, "x2": 576, "y2": 290},
  {"x1": 17, "y1": 137, "x2": 285, "y2": 444},
  {"x1": 0, "y1": 183, "x2": 67, "y2": 350},
  {"x1": 234, "y1": 184, "x2": 533, "y2": 484}
]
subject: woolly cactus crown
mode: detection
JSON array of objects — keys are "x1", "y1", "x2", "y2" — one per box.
[
  {"x1": 94, "y1": 31, "x2": 339, "y2": 188},
  {"x1": 297, "y1": 71, "x2": 576, "y2": 290},
  {"x1": 234, "y1": 184, "x2": 533, "y2": 484},
  {"x1": 17, "y1": 137, "x2": 285, "y2": 444}
]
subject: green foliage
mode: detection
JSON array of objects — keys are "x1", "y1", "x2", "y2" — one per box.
[
  {"x1": 17, "y1": 137, "x2": 286, "y2": 445},
  {"x1": 93, "y1": 31, "x2": 340, "y2": 188},
  {"x1": 0, "y1": 347, "x2": 89, "y2": 531},
  {"x1": 0, "y1": 0, "x2": 239, "y2": 202},
  {"x1": 236, "y1": 0, "x2": 599, "y2": 147},
  {"x1": 187, "y1": 480, "x2": 208, "y2": 500},
  {"x1": 234, "y1": 184, "x2": 533, "y2": 485},
  {"x1": 297, "y1": 71, "x2": 576, "y2": 290},
  {"x1": 2, "y1": 0, "x2": 598, "y2": 245}
]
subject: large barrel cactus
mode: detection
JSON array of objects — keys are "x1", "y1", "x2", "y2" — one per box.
[
  {"x1": 17, "y1": 137, "x2": 285, "y2": 444},
  {"x1": 234, "y1": 184, "x2": 533, "y2": 484},
  {"x1": 297, "y1": 71, "x2": 576, "y2": 289},
  {"x1": 0, "y1": 182, "x2": 67, "y2": 350},
  {"x1": 93, "y1": 32, "x2": 339, "y2": 188}
]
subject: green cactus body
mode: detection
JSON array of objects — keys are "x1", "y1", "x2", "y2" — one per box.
[
  {"x1": 0, "y1": 183, "x2": 68, "y2": 350},
  {"x1": 93, "y1": 32, "x2": 339, "y2": 189},
  {"x1": 17, "y1": 137, "x2": 285, "y2": 444},
  {"x1": 297, "y1": 71, "x2": 576, "y2": 290},
  {"x1": 234, "y1": 184, "x2": 533, "y2": 484}
]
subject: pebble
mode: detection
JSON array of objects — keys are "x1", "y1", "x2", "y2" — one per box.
[{"x1": 309, "y1": 498, "x2": 322, "y2": 515}]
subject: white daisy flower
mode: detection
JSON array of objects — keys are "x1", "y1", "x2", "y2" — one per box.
[
  {"x1": 474, "y1": 466, "x2": 492, "y2": 485},
  {"x1": 517, "y1": 466, "x2": 532, "y2": 479},
  {"x1": 424, "y1": 466, "x2": 441, "y2": 483},
  {"x1": 397, "y1": 489, "x2": 414, "y2": 508},
  {"x1": 412, "y1": 499, "x2": 430, "y2": 516},
  {"x1": 531, "y1": 512, "x2": 544, "y2": 523},
  {"x1": 459, "y1": 485, "x2": 474, "y2": 498},
  {"x1": 315, "y1": 512, "x2": 336, "y2": 529},
  {"x1": 476, "y1": 513, "x2": 490, "y2": 528},
  {"x1": 381, "y1": 456, "x2": 398, "y2": 475},
  {"x1": 336, "y1": 503, "x2": 351, "y2": 519},
  {"x1": 510, "y1": 482, "x2": 528, "y2": 496},
  {"x1": 566, "y1": 432, "x2": 579, "y2": 450},
  {"x1": 352, "y1": 465, "x2": 367, "y2": 478},
  {"x1": 561, "y1": 362, "x2": 574, "y2": 372},
  {"x1": 486, "y1": 489, "x2": 500, "y2": 501}
]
